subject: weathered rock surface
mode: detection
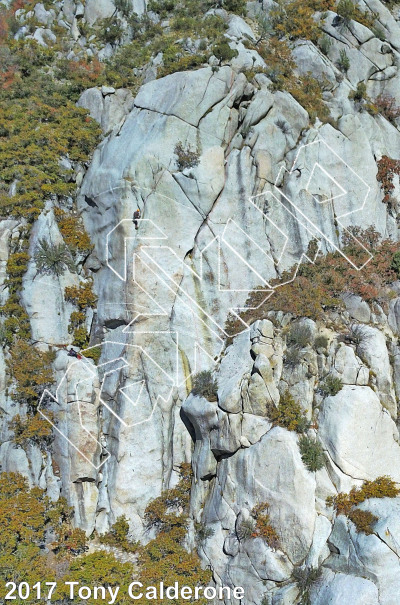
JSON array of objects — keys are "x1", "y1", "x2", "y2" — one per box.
[
  {"x1": 3, "y1": 0, "x2": 400, "y2": 602},
  {"x1": 319, "y1": 386, "x2": 400, "y2": 482}
]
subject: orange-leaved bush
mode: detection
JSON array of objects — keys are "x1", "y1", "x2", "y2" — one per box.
[
  {"x1": 327, "y1": 476, "x2": 399, "y2": 534},
  {"x1": 377, "y1": 155, "x2": 400, "y2": 204},
  {"x1": 6, "y1": 340, "x2": 55, "y2": 408},
  {"x1": 225, "y1": 227, "x2": 400, "y2": 334}
]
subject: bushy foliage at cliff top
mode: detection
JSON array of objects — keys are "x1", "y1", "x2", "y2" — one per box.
[{"x1": 0, "y1": 35, "x2": 101, "y2": 220}]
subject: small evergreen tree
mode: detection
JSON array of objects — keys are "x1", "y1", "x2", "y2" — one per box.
[
  {"x1": 212, "y1": 40, "x2": 238, "y2": 64},
  {"x1": 34, "y1": 239, "x2": 76, "y2": 276},
  {"x1": 113, "y1": 0, "x2": 133, "y2": 18}
]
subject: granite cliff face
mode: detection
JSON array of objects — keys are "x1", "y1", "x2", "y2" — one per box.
[{"x1": 2, "y1": 0, "x2": 400, "y2": 602}]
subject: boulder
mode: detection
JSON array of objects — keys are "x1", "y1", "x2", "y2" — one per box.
[
  {"x1": 84, "y1": 0, "x2": 115, "y2": 26},
  {"x1": 33, "y1": 3, "x2": 54, "y2": 25},
  {"x1": 341, "y1": 293, "x2": 371, "y2": 323},
  {"x1": 331, "y1": 344, "x2": 369, "y2": 386},
  {"x1": 181, "y1": 393, "x2": 219, "y2": 479},
  {"x1": 311, "y1": 569, "x2": 379, "y2": 605},
  {"x1": 32, "y1": 28, "x2": 57, "y2": 45},
  {"x1": 134, "y1": 67, "x2": 244, "y2": 127},
  {"x1": 226, "y1": 15, "x2": 256, "y2": 41},
  {"x1": 292, "y1": 40, "x2": 338, "y2": 88},
  {"x1": 319, "y1": 386, "x2": 400, "y2": 482},
  {"x1": 328, "y1": 498, "x2": 400, "y2": 604},
  {"x1": 218, "y1": 331, "x2": 253, "y2": 414},
  {"x1": 356, "y1": 325, "x2": 396, "y2": 416},
  {"x1": 77, "y1": 88, "x2": 135, "y2": 134}
]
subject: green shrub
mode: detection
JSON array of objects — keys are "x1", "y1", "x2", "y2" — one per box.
[
  {"x1": 288, "y1": 323, "x2": 313, "y2": 348},
  {"x1": 0, "y1": 472, "x2": 86, "y2": 585},
  {"x1": 284, "y1": 347, "x2": 302, "y2": 367},
  {"x1": 55, "y1": 526, "x2": 88, "y2": 556},
  {"x1": 102, "y1": 2, "x2": 228, "y2": 84},
  {"x1": 61, "y1": 553, "x2": 133, "y2": 604},
  {"x1": 0, "y1": 322, "x2": 7, "y2": 346},
  {"x1": 270, "y1": 390, "x2": 309, "y2": 433},
  {"x1": 288, "y1": 72, "x2": 330, "y2": 122},
  {"x1": 174, "y1": 141, "x2": 200, "y2": 171},
  {"x1": 103, "y1": 40, "x2": 149, "y2": 88},
  {"x1": 237, "y1": 518, "x2": 256, "y2": 541},
  {"x1": 257, "y1": 37, "x2": 294, "y2": 85},
  {"x1": 320, "y1": 375, "x2": 343, "y2": 396},
  {"x1": 338, "y1": 48, "x2": 350, "y2": 73},
  {"x1": 348, "y1": 323, "x2": 370, "y2": 346},
  {"x1": 195, "y1": 523, "x2": 215, "y2": 544},
  {"x1": 191, "y1": 370, "x2": 218, "y2": 401},
  {"x1": 258, "y1": 38, "x2": 329, "y2": 121},
  {"x1": 0, "y1": 463, "x2": 208, "y2": 601},
  {"x1": 138, "y1": 463, "x2": 212, "y2": 593},
  {"x1": 254, "y1": 14, "x2": 274, "y2": 45},
  {"x1": 82, "y1": 346, "x2": 102, "y2": 365},
  {"x1": 65, "y1": 282, "x2": 97, "y2": 310},
  {"x1": 71, "y1": 325, "x2": 90, "y2": 348},
  {"x1": 293, "y1": 566, "x2": 322, "y2": 605},
  {"x1": 34, "y1": 239, "x2": 76, "y2": 276},
  {"x1": 349, "y1": 81, "x2": 367, "y2": 102},
  {"x1": 138, "y1": 525, "x2": 211, "y2": 597},
  {"x1": 212, "y1": 40, "x2": 238, "y2": 64},
  {"x1": 222, "y1": 0, "x2": 247, "y2": 14},
  {"x1": 391, "y1": 251, "x2": 400, "y2": 275},
  {"x1": 69, "y1": 311, "x2": 86, "y2": 332},
  {"x1": 337, "y1": 0, "x2": 356, "y2": 24},
  {"x1": 54, "y1": 208, "x2": 94, "y2": 255},
  {"x1": 336, "y1": 0, "x2": 375, "y2": 27},
  {"x1": 97, "y1": 16, "x2": 125, "y2": 45},
  {"x1": 319, "y1": 34, "x2": 332, "y2": 55},
  {"x1": 159, "y1": 52, "x2": 207, "y2": 77},
  {"x1": 65, "y1": 282, "x2": 97, "y2": 352},
  {"x1": 270, "y1": 0, "x2": 330, "y2": 42},
  {"x1": 0, "y1": 40, "x2": 101, "y2": 221},
  {"x1": 144, "y1": 463, "x2": 192, "y2": 531},
  {"x1": 147, "y1": 0, "x2": 176, "y2": 17},
  {"x1": 113, "y1": 0, "x2": 133, "y2": 18},
  {"x1": 4, "y1": 252, "x2": 30, "y2": 295},
  {"x1": 314, "y1": 334, "x2": 329, "y2": 349},
  {"x1": 0, "y1": 295, "x2": 31, "y2": 343},
  {"x1": 299, "y1": 436, "x2": 325, "y2": 471}
]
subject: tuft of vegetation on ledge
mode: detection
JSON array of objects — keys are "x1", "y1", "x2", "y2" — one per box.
[{"x1": 327, "y1": 476, "x2": 400, "y2": 534}]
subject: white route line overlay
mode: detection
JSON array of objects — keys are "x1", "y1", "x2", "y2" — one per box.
[
  {"x1": 38, "y1": 339, "x2": 177, "y2": 470},
  {"x1": 105, "y1": 137, "x2": 373, "y2": 339},
  {"x1": 39, "y1": 137, "x2": 374, "y2": 468}
]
